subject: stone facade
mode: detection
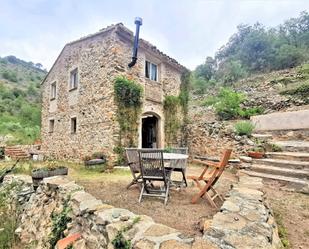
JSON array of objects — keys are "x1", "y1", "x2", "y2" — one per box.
[{"x1": 41, "y1": 23, "x2": 188, "y2": 162}]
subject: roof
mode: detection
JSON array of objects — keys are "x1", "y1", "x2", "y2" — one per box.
[{"x1": 42, "y1": 23, "x2": 188, "y2": 84}]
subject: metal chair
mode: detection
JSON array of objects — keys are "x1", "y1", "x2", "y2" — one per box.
[
  {"x1": 167, "y1": 147, "x2": 188, "y2": 187},
  {"x1": 138, "y1": 149, "x2": 171, "y2": 205},
  {"x1": 125, "y1": 148, "x2": 142, "y2": 189}
]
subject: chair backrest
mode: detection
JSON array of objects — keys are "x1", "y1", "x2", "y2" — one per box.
[
  {"x1": 170, "y1": 147, "x2": 188, "y2": 155},
  {"x1": 212, "y1": 149, "x2": 232, "y2": 186},
  {"x1": 138, "y1": 149, "x2": 166, "y2": 179},
  {"x1": 125, "y1": 148, "x2": 140, "y2": 173}
]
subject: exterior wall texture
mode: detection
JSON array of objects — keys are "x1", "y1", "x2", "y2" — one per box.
[{"x1": 41, "y1": 25, "x2": 186, "y2": 163}]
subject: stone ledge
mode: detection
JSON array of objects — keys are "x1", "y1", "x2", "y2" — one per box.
[
  {"x1": 3, "y1": 174, "x2": 283, "y2": 249},
  {"x1": 203, "y1": 174, "x2": 282, "y2": 249}
]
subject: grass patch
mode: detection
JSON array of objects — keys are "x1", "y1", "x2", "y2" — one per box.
[
  {"x1": 234, "y1": 121, "x2": 255, "y2": 136},
  {"x1": 0, "y1": 181, "x2": 21, "y2": 248},
  {"x1": 273, "y1": 210, "x2": 290, "y2": 249}
]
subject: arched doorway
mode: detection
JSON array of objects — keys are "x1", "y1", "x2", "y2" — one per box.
[{"x1": 141, "y1": 113, "x2": 159, "y2": 148}]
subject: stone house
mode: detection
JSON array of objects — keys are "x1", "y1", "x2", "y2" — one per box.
[{"x1": 41, "y1": 23, "x2": 189, "y2": 163}]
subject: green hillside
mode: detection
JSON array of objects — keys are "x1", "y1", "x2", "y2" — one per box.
[
  {"x1": 193, "y1": 11, "x2": 309, "y2": 92},
  {"x1": 0, "y1": 56, "x2": 46, "y2": 145}
]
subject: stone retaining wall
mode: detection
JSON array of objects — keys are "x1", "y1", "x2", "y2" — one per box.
[
  {"x1": 2, "y1": 174, "x2": 282, "y2": 249},
  {"x1": 251, "y1": 109, "x2": 309, "y2": 131}
]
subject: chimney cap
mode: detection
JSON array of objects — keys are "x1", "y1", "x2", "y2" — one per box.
[{"x1": 134, "y1": 17, "x2": 143, "y2": 25}]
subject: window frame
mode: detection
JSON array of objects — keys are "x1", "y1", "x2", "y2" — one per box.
[
  {"x1": 145, "y1": 60, "x2": 158, "y2": 82},
  {"x1": 70, "y1": 117, "x2": 77, "y2": 134},
  {"x1": 49, "y1": 119, "x2": 55, "y2": 133},
  {"x1": 69, "y1": 68, "x2": 78, "y2": 91},
  {"x1": 50, "y1": 82, "x2": 57, "y2": 100}
]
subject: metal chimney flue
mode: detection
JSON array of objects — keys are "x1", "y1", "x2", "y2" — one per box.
[{"x1": 128, "y1": 17, "x2": 143, "y2": 68}]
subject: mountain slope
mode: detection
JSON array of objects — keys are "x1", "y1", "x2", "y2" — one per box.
[{"x1": 0, "y1": 56, "x2": 47, "y2": 145}]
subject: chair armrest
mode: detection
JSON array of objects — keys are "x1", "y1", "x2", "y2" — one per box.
[{"x1": 192, "y1": 159, "x2": 219, "y2": 168}]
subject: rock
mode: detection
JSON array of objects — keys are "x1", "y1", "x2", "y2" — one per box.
[
  {"x1": 160, "y1": 240, "x2": 191, "y2": 249},
  {"x1": 239, "y1": 156, "x2": 253, "y2": 163},
  {"x1": 211, "y1": 213, "x2": 248, "y2": 231},
  {"x1": 246, "y1": 139, "x2": 255, "y2": 146},
  {"x1": 192, "y1": 238, "x2": 219, "y2": 249},
  {"x1": 79, "y1": 199, "x2": 103, "y2": 214},
  {"x1": 203, "y1": 219, "x2": 212, "y2": 232},
  {"x1": 133, "y1": 239, "x2": 156, "y2": 249},
  {"x1": 144, "y1": 224, "x2": 177, "y2": 237},
  {"x1": 220, "y1": 200, "x2": 240, "y2": 213},
  {"x1": 234, "y1": 135, "x2": 242, "y2": 141}
]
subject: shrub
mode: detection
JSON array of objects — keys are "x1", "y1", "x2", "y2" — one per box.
[
  {"x1": 214, "y1": 88, "x2": 246, "y2": 120},
  {"x1": 234, "y1": 121, "x2": 255, "y2": 136},
  {"x1": 297, "y1": 63, "x2": 309, "y2": 75},
  {"x1": 238, "y1": 107, "x2": 264, "y2": 119},
  {"x1": 280, "y1": 82, "x2": 309, "y2": 98}
]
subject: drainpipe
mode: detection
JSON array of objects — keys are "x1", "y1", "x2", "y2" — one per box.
[{"x1": 128, "y1": 17, "x2": 143, "y2": 68}]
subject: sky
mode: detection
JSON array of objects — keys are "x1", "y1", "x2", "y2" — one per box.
[{"x1": 0, "y1": 0, "x2": 308, "y2": 70}]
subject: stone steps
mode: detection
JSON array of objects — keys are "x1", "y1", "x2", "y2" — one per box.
[
  {"x1": 266, "y1": 152, "x2": 309, "y2": 161},
  {"x1": 252, "y1": 158, "x2": 309, "y2": 170},
  {"x1": 272, "y1": 140, "x2": 309, "y2": 153},
  {"x1": 250, "y1": 164, "x2": 309, "y2": 179},
  {"x1": 240, "y1": 170, "x2": 309, "y2": 191},
  {"x1": 5, "y1": 147, "x2": 29, "y2": 159}
]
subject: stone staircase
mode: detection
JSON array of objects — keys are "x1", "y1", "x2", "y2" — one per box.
[
  {"x1": 5, "y1": 146, "x2": 30, "y2": 160},
  {"x1": 242, "y1": 138, "x2": 309, "y2": 192}
]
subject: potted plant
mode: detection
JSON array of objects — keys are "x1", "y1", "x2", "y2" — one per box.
[
  {"x1": 84, "y1": 152, "x2": 106, "y2": 167},
  {"x1": 32, "y1": 160, "x2": 68, "y2": 189},
  {"x1": 247, "y1": 146, "x2": 265, "y2": 159}
]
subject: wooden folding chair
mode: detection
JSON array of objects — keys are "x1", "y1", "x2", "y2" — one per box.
[
  {"x1": 125, "y1": 148, "x2": 142, "y2": 189},
  {"x1": 187, "y1": 149, "x2": 232, "y2": 209},
  {"x1": 138, "y1": 149, "x2": 171, "y2": 205}
]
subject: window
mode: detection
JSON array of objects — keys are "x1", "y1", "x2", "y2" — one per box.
[
  {"x1": 145, "y1": 61, "x2": 158, "y2": 81},
  {"x1": 70, "y1": 117, "x2": 77, "y2": 134},
  {"x1": 50, "y1": 82, "x2": 56, "y2": 100},
  {"x1": 69, "y1": 68, "x2": 78, "y2": 90},
  {"x1": 49, "y1": 119, "x2": 55, "y2": 133}
]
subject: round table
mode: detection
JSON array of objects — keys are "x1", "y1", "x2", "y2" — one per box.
[{"x1": 162, "y1": 153, "x2": 188, "y2": 160}]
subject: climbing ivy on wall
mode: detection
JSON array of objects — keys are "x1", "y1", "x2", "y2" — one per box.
[
  {"x1": 114, "y1": 76, "x2": 143, "y2": 154},
  {"x1": 164, "y1": 71, "x2": 191, "y2": 145}
]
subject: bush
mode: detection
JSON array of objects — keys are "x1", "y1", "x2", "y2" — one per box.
[
  {"x1": 214, "y1": 88, "x2": 246, "y2": 120},
  {"x1": 238, "y1": 107, "x2": 264, "y2": 119},
  {"x1": 280, "y1": 83, "x2": 309, "y2": 103},
  {"x1": 297, "y1": 63, "x2": 309, "y2": 75},
  {"x1": 234, "y1": 121, "x2": 255, "y2": 136}
]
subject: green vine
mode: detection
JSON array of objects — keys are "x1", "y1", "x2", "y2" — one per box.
[
  {"x1": 111, "y1": 216, "x2": 141, "y2": 249},
  {"x1": 164, "y1": 71, "x2": 190, "y2": 146},
  {"x1": 48, "y1": 198, "x2": 72, "y2": 249},
  {"x1": 114, "y1": 76, "x2": 143, "y2": 158}
]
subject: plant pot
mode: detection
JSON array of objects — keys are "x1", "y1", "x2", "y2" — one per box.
[
  {"x1": 48, "y1": 167, "x2": 68, "y2": 177},
  {"x1": 247, "y1": 151, "x2": 265, "y2": 159},
  {"x1": 31, "y1": 167, "x2": 68, "y2": 189}
]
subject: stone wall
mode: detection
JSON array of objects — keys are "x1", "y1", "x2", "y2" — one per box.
[
  {"x1": 41, "y1": 24, "x2": 186, "y2": 163},
  {"x1": 251, "y1": 109, "x2": 309, "y2": 131},
  {"x1": 41, "y1": 28, "x2": 119, "y2": 162},
  {"x1": 2, "y1": 174, "x2": 282, "y2": 249}
]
